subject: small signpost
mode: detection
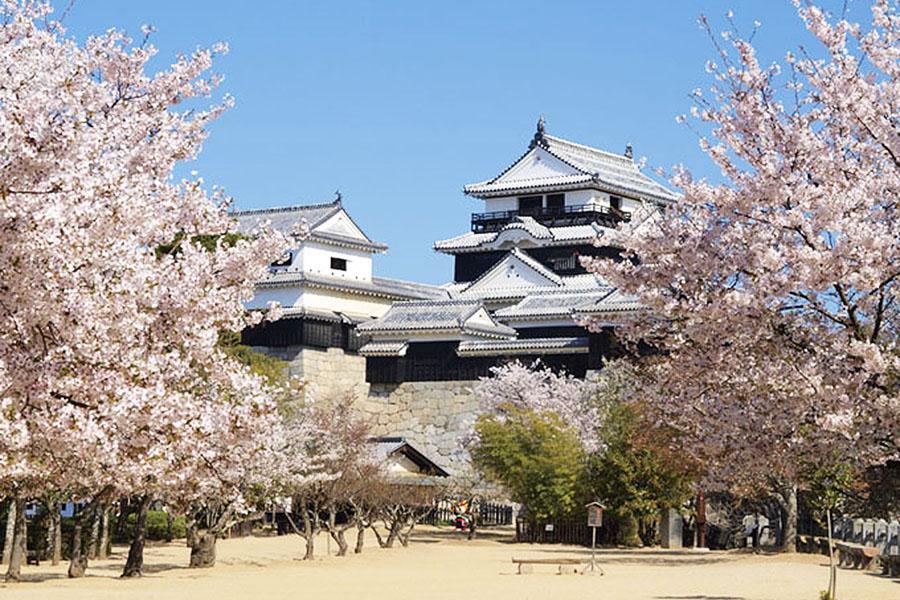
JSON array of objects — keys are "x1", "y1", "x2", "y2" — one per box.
[{"x1": 586, "y1": 501, "x2": 605, "y2": 575}]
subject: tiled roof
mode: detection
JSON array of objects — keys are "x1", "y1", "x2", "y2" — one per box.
[
  {"x1": 356, "y1": 299, "x2": 516, "y2": 339},
  {"x1": 255, "y1": 271, "x2": 448, "y2": 301},
  {"x1": 456, "y1": 337, "x2": 589, "y2": 357},
  {"x1": 234, "y1": 201, "x2": 342, "y2": 235},
  {"x1": 493, "y1": 289, "x2": 614, "y2": 321},
  {"x1": 574, "y1": 288, "x2": 643, "y2": 315},
  {"x1": 434, "y1": 220, "x2": 621, "y2": 254},
  {"x1": 463, "y1": 123, "x2": 677, "y2": 204},
  {"x1": 368, "y1": 437, "x2": 450, "y2": 477},
  {"x1": 233, "y1": 200, "x2": 388, "y2": 252},
  {"x1": 277, "y1": 307, "x2": 371, "y2": 323},
  {"x1": 358, "y1": 341, "x2": 409, "y2": 356}
]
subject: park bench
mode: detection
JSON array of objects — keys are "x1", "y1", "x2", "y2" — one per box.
[
  {"x1": 512, "y1": 557, "x2": 586, "y2": 575},
  {"x1": 835, "y1": 541, "x2": 880, "y2": 570},
  {"x1": 25, "y1": 550, "x2": 39, "y2": 566}
]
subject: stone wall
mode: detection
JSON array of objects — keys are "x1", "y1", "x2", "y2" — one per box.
[
  {"x1": 251, "y1": 345, "x2": 369, "y2": 400},
  {"x1": 252, "y1": 344, "x2": 478, "y2": 473},
  {"x1": 358, "y1": 381, "x2": 479, "y2": 474}
]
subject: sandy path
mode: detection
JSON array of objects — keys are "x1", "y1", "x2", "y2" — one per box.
[{"x1": 0, "y1": 526, "x2": 896, "y2": 600}]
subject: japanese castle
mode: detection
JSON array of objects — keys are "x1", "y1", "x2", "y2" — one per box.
[
  {"x1": 358, "y1": 118, "x2": 675, "y2": 382},
  {"x1": 237, "y1": 120, "x2": 676, "y2": 466}
]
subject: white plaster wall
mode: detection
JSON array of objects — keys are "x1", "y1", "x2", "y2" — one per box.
[
  {"x1": 300, "y1": 288, "x2": 393, "y2": 318},
  {"x1": 245, "y1": 286, "x2": 303, "y2": 310},
  {"x1": 299, "y1": 242, "x2": 373, "y2": 280}
]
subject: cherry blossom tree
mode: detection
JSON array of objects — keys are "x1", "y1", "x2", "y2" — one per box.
[
  {"x1": 473, "y1": 361, "x2": 602, "y2": 452},
  {"x1": 584, "y1": 1, "x2": 900, "y2": 551},
  {"x1": 0, "y1": 0, "x2": 286, "y2": 578}
]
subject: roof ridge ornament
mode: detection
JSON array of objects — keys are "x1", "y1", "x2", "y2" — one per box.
[
  {"x1": 334, "y1": 190, "x2": 342, "y2": 205},
  {"x1": 624, "y1": 143, "x2": 634, "y2": 159},
  {"x1": 529, "y1": 116, "x2": 548, "y2": 149}
]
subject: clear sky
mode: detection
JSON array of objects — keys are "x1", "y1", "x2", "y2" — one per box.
[{"x1": 61, "y1": 0, "x2": 867, "y2": 284}]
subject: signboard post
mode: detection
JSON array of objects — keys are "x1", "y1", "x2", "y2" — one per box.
[{"x1": 585, "y1": 502, "x2": 605, "y2": 575}]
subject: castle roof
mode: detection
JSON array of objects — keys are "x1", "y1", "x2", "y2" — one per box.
[
  {"x1": 463, "y1": 119, "x2": 677, "y2": 204},
  {"x1": 255, "y1": 271, "x2": 448, "y2": 302},
  {"x1": 234, "y1": 199, "x2": 389, "y2": 253},
  {"x1": 356, "y1": 299, "x2": 516, "y2": 340},
  {"x1": 434, "y1": 219, "x2": 624, "y2": 254}
]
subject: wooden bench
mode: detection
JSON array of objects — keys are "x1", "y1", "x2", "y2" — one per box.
[
  {"x1": 512, "y1": 557, "x2": 586, "y2": 575},
  {"x1": 835, "y1": 541, "x2": 880, "y2": 570},
  {"x1": 25, "y1": 551, "x2": 39, "y2": 566}
]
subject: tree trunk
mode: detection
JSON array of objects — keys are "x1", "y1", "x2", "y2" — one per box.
[
  {"x1": 188, "y1": 531, "x2": 217, "y2": 568},
  {"x1": 298, "y1": 509, "x2": 315, "y2": 560},
  {"x1": 88, "y1": 508, "x2": 101, "y2": 560},
  {"x1": 371, "y1": 525, "x2": 387, "y2": 548},
  {"x1": 68, "y1": 506, "x2": 91, "y2": 578},
  {"x1": 98, "y1": 506, "x2": 110, "y2": 559},
  {"x1": 776, "y1": 484, "x2": 798, "y2": 553},
  {"x1": 331, "y1": 529, "x2": 348, "y2": 556},
  {"x1": 121, "y1": 496, "x2": 152, "y2": 577},
  {"x1": 5, "y1": 496, "x2": 27, "y2": 582},
  {"x1": 354, "y1": 525, "x2": 365, "y2": 554},
  {"x1": 46, "y1": 500, "x2": 62, "y2": 565},
  {"x1": 165, "y1": 511, "x2": 175, "y2": 543},
  {"x1": 114, "y1": 497, "x2": 130, "y2": 541},
  {"x1": 399, "y1": 523, "x2": 415, "y2": 547},
  {"x1": 2, "y1": 497, "x2": 17, "y2": 565}
]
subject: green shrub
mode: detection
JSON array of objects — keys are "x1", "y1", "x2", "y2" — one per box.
[{"x1": 121, "y1": 510, "x2": 186, "y2": 541}]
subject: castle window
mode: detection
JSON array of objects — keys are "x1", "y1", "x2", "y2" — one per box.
[
  {"x1": 330, "y1": 257, "x2": 348, "y2": 271},
  {"x1": 610, "y1": 196, "x2": 622, "y2": 211},
  {"x1": 546, "y1": 194, "x2": 565, "y2": 212},
  {"x1": 518, "y1": 195, "x2": 542, "y2": 215}
]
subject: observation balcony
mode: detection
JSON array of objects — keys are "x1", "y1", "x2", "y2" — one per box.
[{"x1": 470, "y1": 204, "x2": 630, "y2": 233}]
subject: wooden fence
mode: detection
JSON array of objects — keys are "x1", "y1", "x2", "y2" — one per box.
[
  {"x1": 422, "y1": 500, "x2": 514, "y2": 527},
  {"x1": 515, "y1": 517, "x2": 593, "y2": 546}
]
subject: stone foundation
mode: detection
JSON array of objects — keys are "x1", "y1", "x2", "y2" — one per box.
[
  {"x1": 359, "y1": 381, "x2": 478, "y2": 473},
  {"x1": 252, "y1": 345, "x2": 478, "y2": 473},
  {"x1": 251, "y1": 345, "x2": 369, "y2": 400}
]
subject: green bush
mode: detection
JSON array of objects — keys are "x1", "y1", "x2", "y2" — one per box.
[{"x1": 122, "y1": 510, "x2": 186, "y2": 541}]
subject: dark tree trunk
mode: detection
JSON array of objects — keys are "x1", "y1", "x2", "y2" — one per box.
[
  {"x1": 331, "y1": 530, "x2": 349, "y2": 556},
  {"x1": 776, "y1": 484, "x2": 798, "y2": 553},
  {"x1": 2, "y1": 497, "x2": 17, "y2": 565},
  {"x1": 114, "y1": 497, "x2": 131, "y2": 540},
  {"x1": 188, "y1": 532, "x2": 217, "y2": 568},
  {"x1": 371, "y1": 525, "x2": 388, "y2": 548},
  {"x1": 5, "y1": 497, "x2": 27, "y2": 582},
  {"x1": 121, "y1": 496, "x2": 152, "y2": 577},
  {"x1": 354, "y1": 524, "x2": 366, "y2": 554},
  {"x1": 165, "y1": 511, "x2": 175, "y2": 543},
  {"x1": 68, "y1": 507, "x2": 89, "y2": 578},
  {"x1": 88, "y1": 508, "x2": 101, "y2": 560},
  {"x1": 47, "y1": 500, "x2": 62, "y2": 565}
]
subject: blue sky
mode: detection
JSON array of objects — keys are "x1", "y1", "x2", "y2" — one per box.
[{"x1": 62, "y1": 0, "x2": 867, "y2": 284}]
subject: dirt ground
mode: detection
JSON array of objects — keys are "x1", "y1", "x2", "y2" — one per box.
[{"x1": 0, "y1": 526, "x2": 896, "y2": 600}]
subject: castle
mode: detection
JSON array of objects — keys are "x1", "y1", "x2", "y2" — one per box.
[{"x1": 238, "y1": 120, "x2": 676, "y2": 471}]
